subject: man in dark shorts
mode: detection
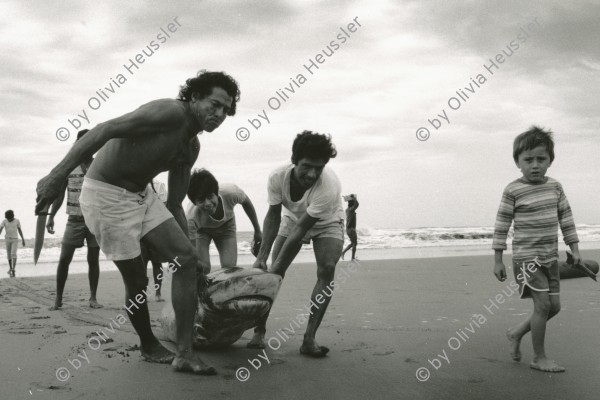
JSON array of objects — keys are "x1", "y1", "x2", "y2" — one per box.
[
  {"x1": 47, "y1": 129, "x2": 102, "y2": 310},
  {"x1": 248, "y1": 131, "x2": 344, "y2": 357},
  {"x1": 341, "y1": 194, "x2": 359, "y2": 260},
  {"x1": 35, "y1": 70, "x2": 240, "y2": 375}
]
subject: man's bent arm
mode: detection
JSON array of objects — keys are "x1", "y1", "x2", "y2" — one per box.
[
  {"x1": 49, "y1": 180, "x2": 68, "y2": 217},
  {"x1": 271, "y1": 212, "x2": 318, "y2": 272},
  {"x1": 51, "y1": 102, "x2": 185, "y2": 178},
  {"x1": 167, "y1": 165, "x2": 193, "y2": 235},
  {"x1": 36, "y1": 102, "x2": 189, "y2": 214},
  {"x1": 256, "y1": 204, "x2": 282, "y2": 263},
  {"x1": 167, "y1": 137, "x2": 200, "y2": 235},
  {"x1": 241, "y1": 197, "x2": 262, "y2": 235}
]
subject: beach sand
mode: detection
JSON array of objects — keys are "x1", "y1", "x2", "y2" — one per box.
[{"x1": 1, "y1": 251, "x2": 599, "y2": 399}]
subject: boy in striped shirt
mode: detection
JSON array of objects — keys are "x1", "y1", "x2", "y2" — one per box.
[{"x1": 492, "y1": 126, "x2": 583, "y2": 373}]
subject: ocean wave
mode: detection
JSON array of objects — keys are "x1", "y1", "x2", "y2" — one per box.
[{"x1": 3, "y1": 225, "x2": 600, "y2": 263}]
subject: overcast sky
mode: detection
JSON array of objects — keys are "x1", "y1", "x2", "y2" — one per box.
[{"x1": 1, "y1": 0, "x2": 599, "y2": 236}]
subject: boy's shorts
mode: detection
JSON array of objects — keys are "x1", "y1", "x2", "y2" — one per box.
[
  {"x1": 278, "y1": 215, "x2": 344, "y2": 244},
  {"x1": 62, "y1": 215, "x2": 99, "y2": 248},
  {"x1": 512, "y1": 259, "x2": 560, "y2": 299},
  {"x1": 79, "y1": 178, "x2": 173, "y2": 261},
  {"x1": 5, "y1": 238, "x2": 19, "y2": 258},
  {"x1": 190, "y1": 217, "x2": 237, "y2": 245}
]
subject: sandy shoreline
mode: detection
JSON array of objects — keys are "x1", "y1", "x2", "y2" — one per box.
[{"x1": 2, "y1": 251, "x2": 599, "y2": 399}]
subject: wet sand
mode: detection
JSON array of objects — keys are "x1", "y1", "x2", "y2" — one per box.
[{"x1": 1, "y1": 251, "x2": 599, "y2": 399}]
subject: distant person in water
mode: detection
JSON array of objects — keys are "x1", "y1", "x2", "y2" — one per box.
[
  {"x1": 141, "y1": 180, "x2": 168, "y2": 302},
  {"x1": 47, "y1": 129, "x2": 102, "y2": 310},
  {"x1": 186, "y1": 169, "x2": 262, "y2": 274},
  {"x1": 0, "y1": 210, "x2": 26, "y2": 277},
  {"x1": 341, "y1": 194, "x2": 359, "y2": 260}
]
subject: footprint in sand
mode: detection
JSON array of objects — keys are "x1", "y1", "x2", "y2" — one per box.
[
  {"x1": 404, "y1": 357, "x2": 419, "y2": 364},
  {"x1": 373, "y1": 351, "x2": 394, "y2": 356},
  {"x1": 8, "y1": 329, "x2": 34, "y2": 334},
  {"x1": 478, "y1": 356, "x2": 500, "y2": 363}
]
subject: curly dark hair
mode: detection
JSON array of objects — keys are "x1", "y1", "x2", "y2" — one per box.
[
  {"x1": 291, "y1": 130, "x2": 337, "y2": 164},
  {"x1": 513, "y1": 125, "x2": 555, "y2": 163},
  {"x1": 5, "y1": 210, "x2": 14, "y2": 219},
  {"x1": 177, "y1": 70, "x2": 240, "y2": 116},
  {"x1": 187, "y1": 169, "x2": 219, "y2": 203}
]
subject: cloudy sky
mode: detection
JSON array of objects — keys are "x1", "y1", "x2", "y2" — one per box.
[{"x1": 1, "y1": 0, "x2": 599, "y2": 236}]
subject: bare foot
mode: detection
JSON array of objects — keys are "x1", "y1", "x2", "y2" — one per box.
[
  {"x1": 89, "y1": 300, "x2": 104, "y2": 309},
  {"x1": 49, "y1": 302, "x2": 63, "y2": 311},
  {"x1": 247, "y1": 332, "x2": 266, "y2": 349},
  {"x1": 172, "y1": 352, "x2": 217, "y2": 375},
  {"x1": 341, "y1": 252, "x2": 346, "y2": 260},
  {"x1": 300, "y1": 340, "x2": 329, "y2": 358},
  {"x1": 506, "y1": 328, "x2": 521, "y2": 361},
  {"x1": 141, "y1": 342, "x2": 175, "y2": 364},
  {"x1": 530, "y1": 358, "x2": 565, "y2": 372}
]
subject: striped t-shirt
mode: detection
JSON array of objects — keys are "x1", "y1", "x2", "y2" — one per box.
[
  {"x1": 492, "y1": 177, "x2": 579, "y2": 263},
  {"x1": 66, "y1": 165, "x2": 86, "y2": 216}
]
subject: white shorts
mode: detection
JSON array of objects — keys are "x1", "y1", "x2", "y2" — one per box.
[
  {"x1": 79, "y1": 178, "x2": 173, "y2": 261},
  {"x1": 278, "y1": 215, "x2": 344, "y2": 244}
]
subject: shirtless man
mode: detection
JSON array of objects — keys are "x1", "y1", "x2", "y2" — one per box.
[
  {"x1": 35, "y1": 70, "x2": 240, "y2": 375},
  {"x1": 248, "y1": 131, "x2": 344, "y2": 357}
]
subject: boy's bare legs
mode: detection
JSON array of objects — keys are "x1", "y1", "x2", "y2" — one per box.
[
  {"x1": 143, "y1": 218, "x2": 216, "y2": 374},
  {"x1": 300, "y1": 237, "x2": 342, "y2": 357},
  {"x1": 247, "y1": 235, "x2": 302, "y2": 349},
  {"x1": 215, "y1": 236, "x2": 237, "y2": 268},
  {"x1": 507, "y1": 291, "x2": 563, "y2": 371},
  {"x1": 87, "y1": 247, "x2": 102, "y2": 308}
]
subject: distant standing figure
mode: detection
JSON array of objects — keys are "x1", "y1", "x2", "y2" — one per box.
[
  {"x1": 0, "y1": 210, "x2": 26, "y2": 277},
  {"x1": 341, "y1": 194, "x2": 359, "y2": 260},
  {"x1": 47, "y1": 129, "x2": 102, "y2": 310}
]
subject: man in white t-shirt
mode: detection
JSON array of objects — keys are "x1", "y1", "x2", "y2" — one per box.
[{"x1": 248, "y1": 130, "x2": 344, "y2": 357}]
